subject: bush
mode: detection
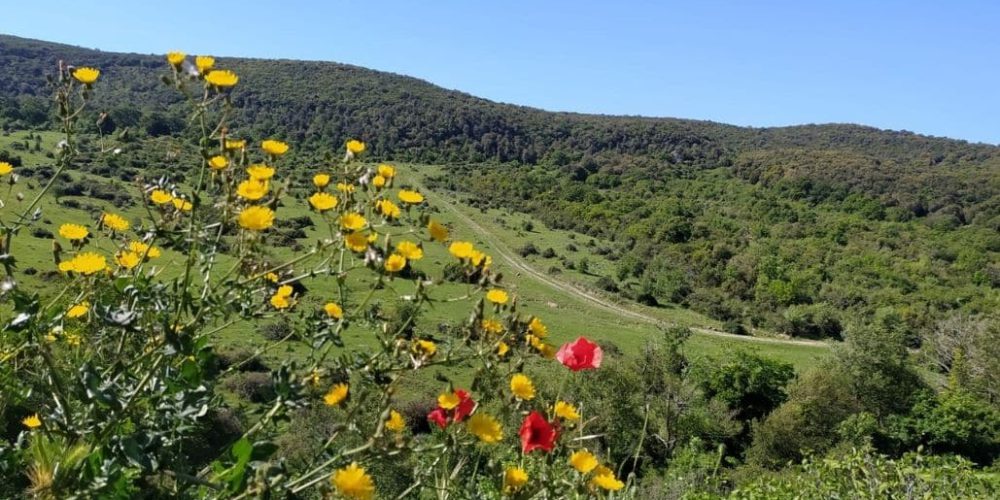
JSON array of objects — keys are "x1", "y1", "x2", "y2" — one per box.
[{"x1": 221, "y1": 372, "x2": 276, "y2": 403}]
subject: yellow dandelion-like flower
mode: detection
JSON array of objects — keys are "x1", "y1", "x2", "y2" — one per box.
[
  {"x1": 386, "y1": 410, "x2": 406, "y2": 433},
  {"x1": 377, "y1": 164, "x2": 396, "y2": 178},
  {"x1": 331, "y1": 462, "x2": 374, "y2": 500},
  {"x1": 344, "y1": 231, "x2": 368, "y2": 252},
  {"x1": 510, "y1": 373, "x2": 535, "y2": 401},
  {"x1": 261, "y1": 139, "x2": 289, "y2": 156},
  {"x1": 438, "y1": 391, "x2": 460, "y2": 410},
  {"x1": 309, "y1": 192, "x2": 338, "y2": 212},
  {"x1": 205, "y1": 69, "x2": 238, "y2": 88},
  {"x1": 384, "y1": 253, "x2": 407, "y2": 273},
  {"x1": 72, "y1": 67, "x2": 100, "y2": 84},
  {"x1": 395, "y1": 241, "x2": 423, "y2": 260},
  {"x1": 481, "y1": 319, "x2": 503, "y2": 334},
  {"x1": 324, "y1": 302, "x2": 343, "y2": 319},
  {"x1": 528, "y1": 317, "x2": 548, "y2": 338},
  {"x1": 239, "y1": 206, "x2": 275, "y2": 231},
  {"x1": 504, "y1": 467, "x2": 528, "y2": 492},
  {"x1": 486, "y1": 289, "x2": 509, "y2": 305},
  {"x1": 172, "y1": 198, "x2": 193, "y2": 211},
  {"x1": 166, "y1": 52, "x2": 186, "y2": 66},
  {"x1": 236, "y1": 180, "x2": 269, "y2": 201},
  {"x1": 376, "y1": 199, "x2": 400, "y2": 219},
  {"x1": 497, "y1": 341, "x2": 510, "y2": 356},
  {"x1": 247, "y1": 164, "x2": 275, "y2": 181},
  {"x1": 59, "y1": 261, "x2": 76, "y2": 273},
  {"x1": 313, "y1": 173, "x2": 331, "y2": 188},
  {"x1": 265, "y1": 272, "x2": 279, "y2": 282},
  {"x1": 129, "y1": 241, "x2": 161, "y2": 258},
  {"x1": 66, "y1": 302, "x2": 89, "y2": 319},
  {"x1": 275, "y1": 285, "x2": 294, "y2": 297},
  {"x1": 428, "y1": 220, "x2": 449, "y2": 242},
  {"x1": 471, "y1": 250, "x2": 492, "y2": 268},
  {"x1": 0, "y1": 162, "x2": 13, "y2": 175},
  {"x1": 398, "y1": 190, "x2": 425, "y2": 204},
  {"x1": 466, "y1": 413, "x2": 503, "y2": 444},
  {"x1": 150, "y1": 189, "x2": 173, "y2": 205},
  {"x1": 591, "y1": 465, "x2": 624, "y2": 491},
  {"x1": 345, "y1": 139, "x2": 366, "y2": 154},
  {"x1": 195, "y1": 55, "x2": 215, "y2": 73},
  {"x1": 68, "y1": 252, "x2": 107, "y2": 275},
  {"x1": 336, "y1": 182, "x2": 355, "y2": 193},
  {"x1": 208, "y1": 155, "x2": 229, "y2": 170},
  {"x1": 59, "y1": 223, "x2": 89, "y2": 241},
  {"x1": 116, "y1": 251, "x2": 141, "y2": 270},
  {"x1": 413, "y1": 339, "x2": 437, "y2": 357},
  {"x1": 554, "y1": 401, "x2": 581, "y2": 421},
  {"x1": 569, "y1": 450, "x2": 599, "y2": 474},
  {"x1": 324, "y1": 383, "x2": 349, "y2": 406},
  {"x1": 270, "y1": 293, "x2": 293, "y2": 309},
  {"x1": 449, "y1": 241, "x2": 474, "y2": 259},
  {"x1": 225, "y1": 138, "x2": 245, "y2": 150},
  {"x1": 372, "y1": 175, "x2": 386, "y2": 189},
  {"x1": 101, "y1": 213, "x2": 129, "y2": 232},
  {"x1": 340, "y1": 212, "x2": 366, "y2": 231},
  {"x1": 22, "y1": 414, "x2": 42, "y2": 429}
]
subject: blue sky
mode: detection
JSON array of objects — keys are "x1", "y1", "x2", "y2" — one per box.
[{"x1": 6, "y1": 1, "x2": 1000, "y2": 143}]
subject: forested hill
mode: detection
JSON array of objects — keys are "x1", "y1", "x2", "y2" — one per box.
[{"x1": 2, "y1": 34, "x2": 998, "y2": 167}]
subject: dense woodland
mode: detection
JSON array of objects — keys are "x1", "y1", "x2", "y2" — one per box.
[{"x1": 2, "y1": 34, "x2": 1000, "y2": 497}]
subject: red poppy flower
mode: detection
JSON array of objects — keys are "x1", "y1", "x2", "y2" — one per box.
[
  {"x1": 427, "y1": 407, "x2": 448, "y2": 429},
  {"x1": 453, "y1": 389, "x2": 475, "y2": 422},
  {"x1": 519, "y1": 410, "x2": 558, "y2": 453},
  {"x1": 556, "y1": 336, "x2": 603, "y2": 371}
]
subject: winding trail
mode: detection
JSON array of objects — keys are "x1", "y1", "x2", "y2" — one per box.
[{"x1": 420, "y1": 182, "x2": 829, "y2": 349}]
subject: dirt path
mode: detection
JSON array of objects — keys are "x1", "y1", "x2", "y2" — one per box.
[{"x1": 422, "y1": 184, "x2": 828, "y2": 349}]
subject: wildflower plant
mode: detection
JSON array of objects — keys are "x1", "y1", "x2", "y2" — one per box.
[{"x1": 0, "y1": 53, "x2": 632, "y2": 498}]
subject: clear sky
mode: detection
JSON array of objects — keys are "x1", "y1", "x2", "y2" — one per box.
[{"x1": 6, "y1": 1, "x2": 1000, "y2": 143}]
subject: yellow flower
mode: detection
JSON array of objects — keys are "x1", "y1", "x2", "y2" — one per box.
[
  {"x1": 195, "y1": 55, "x2": 215, "y2": 73},
  {"x1": 591, "y1": 465, "x2": 624, "y2": 491},
  {"x1": 265, "y1": 272, "x2": 279, "y2": 282},
  {"x1": 340, "y1": 213, "x2": 366, "y2": 231},
  {"x1": 22, "y1": 414, "x2": 42, "y2": 429},
  {"x1": 344, "y1": 232, "x2": 368, "y2": 252},
  {"x1": 59, "y1": 223, "x2": 89, "y2": 241},
  {"x1": 0, "y1": 162, "x2": 13, "y2": 175},
  {"x1": 150, "y1": 189, "x2": 173, "y2": 204},
  {"x1": 394, "y1": 241, "x2": 423, "y2": 261},
  {"x1": 116, "y1": 251, "x2": 141, "y2": 269},
  {"x1": 428, "y1": 220, "x2": 449, "y2": 242},
  {"x1": 261, "y1": 139, "x2": 289, "y2": 156},
  {"x1": 59, "y1": 261, "x2": 75, "y2": 273},
  {"x1": 437, "y1": 392, "x2": 460, "y2": 410},
  {"x1": 309, "y1": 192, "x2": 338, "y2": 212},
  {"x1": 384, "y1": 253, "x2": 406, "y2": 273},
  {"x1": 324, "y1": 383, "x2": 349, "y2": 406},
  {"x1": 528, "y1": 317, "x2": 548, "y2": 338},
  {"x1": 313, "y1": 173, "x2": 330, "y2": 188},
  {"x1": 331, "y1": 462, "x2": 374, "y2": 500},
  {"x1": 377, "y1": 164, "x2": 396, "y2": 178},
  {"x1": 510, "y1": 374, "x2": 535, "y2": 400},
  {"x1": 569, "y1": 450, "x2": 599, "y2": 474},
  {"x1": 66, "y1": 333, "x2": 82, "y2": 346},
  {"x1": 413, "y1": 339, "x2": 437, "y2": 357},
  {"x1": 225, "y1": 138, "x2": 245, "y2": 150},
  {"x1": 386, "y1": 410, "x2": 406, "y2": 433},
  {"x1": 324, "y1": 302, "x2": 343, "y2": 319},
  {"x1": 72, "y1": 67, "x2": 100, "y2": 84},
  {"x1": 172, "y1": 198, "x2": 193, "y2": 211},
  {"x1": 539, "y1": 342, "x2": 558, "y2": 359},
  {"x1": 336, "y1": 182, "x2": 355, "y2": 193},
  {"x1": 449, "y1": 241, "x2": 474, "y2": 259},
  {"x1": 466, "y1": 413, "x2": 503, "y2": 444},
  {"x1": 503, "y1": 467, "x2": 528, "y2": 492},
  {"x1": 470, "y1": 250, "x2": 492, "y2": 268},
  {"x1": 128, "y1": 241, "x2": 161, "y2": 258},
  {"x1": 486, "y1": 289, "x2": 509, "y2": 305},
  {"x1": 166, "y1": 52, "x2": 186, "y2": 66},
  {"x1": 497, "y1": 341, "x2": 510, "y2": 356},
  {"x1": 345, "y1": 139, "x2": 366, "y2": 154},
  {"x1": 275, "y1": 285, "x2": 294, "y2": 297},
  {"x1": 247, "y1": 164, "x2": 275, "y2": 181},
  {"x1": 67, "y1": 302, "x2": 89, "y2": 319},
  {"x1": 236, "y1": 180, "x2": 269, "y2": 201},
  {"x1": 481, "y1": 319, "x2": 503, "y2": 334},
  {"x1": 398, "y1": 190, "x2": 425, "y2": 204},
  {"x1": 554, "y1": 401, "x2": 581, "y2": 421},
  {"x1": 372, "y1": 175, "x2": 386, "y2": 189},
  {"x1": 239, "y1": 206, "x2": 275, "y2": 231},
  {"x1": 376, "y1": 199, "x2": 400, "y2": 219},
  {"x1": 67, "y1": 252, "x2": 107, "y2": 275},
  {"x1": 208, "y1": 155, "x2": 228, "y2": 170},
  {"x1": 205, "y1": 69, "x2": 238, "y2": 88},
  {"x1": 101, "y1": 212, "x2": 129, "y2": 232},
  {"x1": 270, "y1": 286, "x2": 294, "y2": 309}
]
